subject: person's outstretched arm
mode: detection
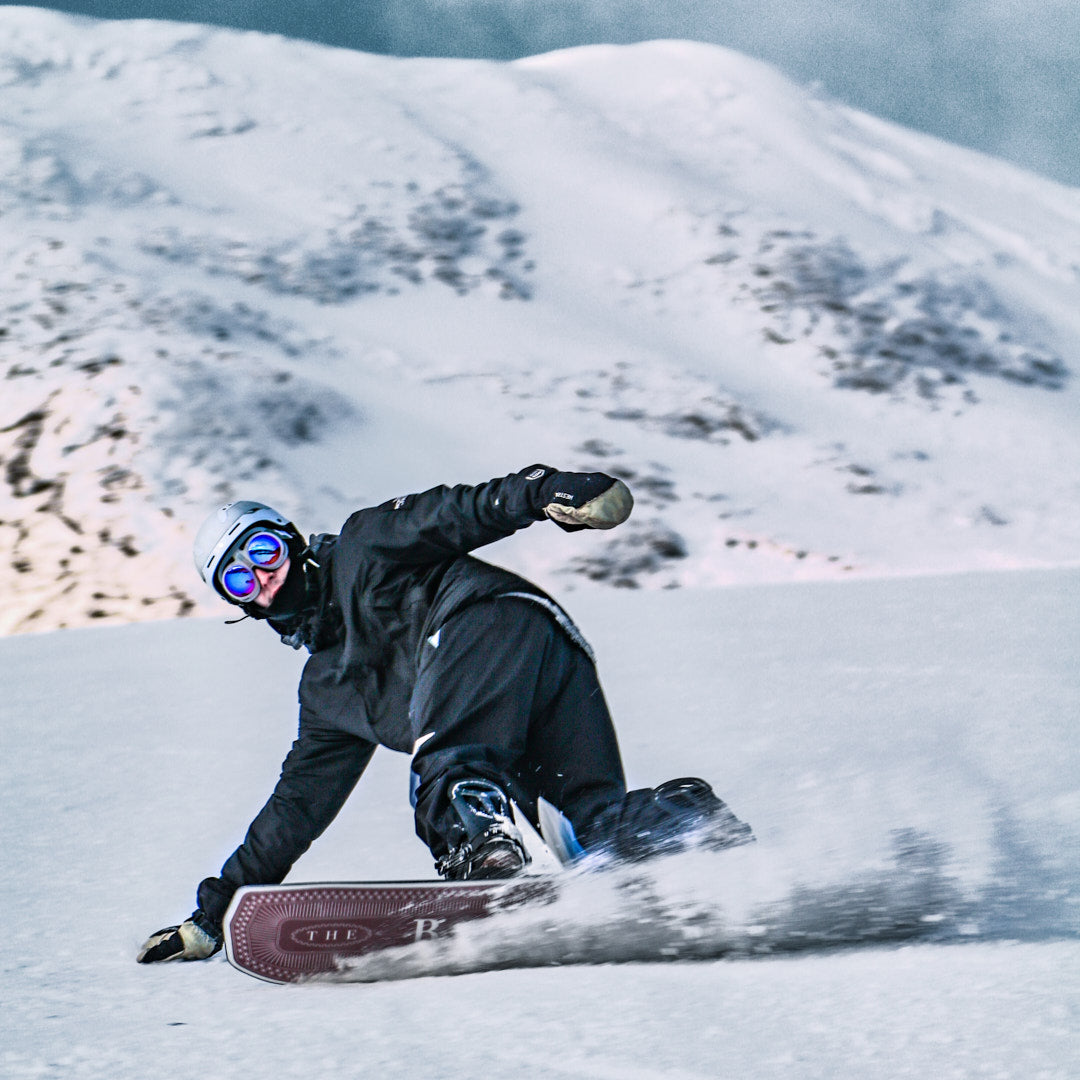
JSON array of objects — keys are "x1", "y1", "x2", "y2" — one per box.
[
  {"x1": 137, "y1": 727, "x2": 374, "y2": 963},
  {"x1": 351, "y1": 464, "x2": 633, "y2": 565}
]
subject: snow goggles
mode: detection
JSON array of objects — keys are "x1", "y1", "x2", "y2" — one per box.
[{"x1": 217, "y1": 528, "x2": 291, "y2": 602}]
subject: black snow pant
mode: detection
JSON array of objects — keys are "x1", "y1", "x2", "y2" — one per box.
[{"x1": 409, "y1": 597, "x2": 627, "y2": 859}]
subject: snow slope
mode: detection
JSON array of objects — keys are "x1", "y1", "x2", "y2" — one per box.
[
  {"x1": 2, "y1": 569, "x2": 1078, "y2": 1077},
  {"x1": 2, "y1": 8, "x2": 1080, "y2": 633}
]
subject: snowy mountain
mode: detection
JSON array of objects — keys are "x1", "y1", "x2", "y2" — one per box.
[{"x1": 3, "y1": 7, "x2": 1080, "y2": 633}]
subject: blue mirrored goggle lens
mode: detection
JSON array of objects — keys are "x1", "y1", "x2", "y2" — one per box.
[
  {"x1": 221, "y1": 564, "x2": 258, "y2": 599},
  {"x1": 245, "y1": 531, "x2": 288, "y2": 568}
]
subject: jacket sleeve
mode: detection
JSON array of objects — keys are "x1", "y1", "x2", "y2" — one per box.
[
  {"x1": 195, "y1": 728, "x2": 375, "y2": 930},
  {"x1": 353, "y1": 465, "x2": 560, "y2": 565}
]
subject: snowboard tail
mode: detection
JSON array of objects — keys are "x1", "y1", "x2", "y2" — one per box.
[{"x1": 223, "y1": 879, "x2": 553, "y2": 984}]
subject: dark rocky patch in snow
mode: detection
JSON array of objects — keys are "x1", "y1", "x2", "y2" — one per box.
[
  {"x1": 140, "y1": 183, "x2": 532, "y2": 304},
  {"x1": 563, "y1": 517, "x2": 689, "y2": 589},
  {"x1": 732, "y1": 230, "x2": 1069, "y2": 403},
  {"x1": 0, "y1": 235, "x2": 353, "y2": 632}
]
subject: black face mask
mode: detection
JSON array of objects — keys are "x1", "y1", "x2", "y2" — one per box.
[{"x1": 262, "y1": 557, "x2": 311, "y2": 619}]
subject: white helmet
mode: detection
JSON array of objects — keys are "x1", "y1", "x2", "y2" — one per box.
[{"x1": 193, "y1": 500, "x2": 299, "y2": 599}]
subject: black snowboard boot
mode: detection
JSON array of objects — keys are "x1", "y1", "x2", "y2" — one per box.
[
  {"x1": 435, "y1": 778, "x2": 531, "y2": 881},
  {"x1": 651, "y1": 777, "x2": 755, "y2": 852},
  {"x1": 588, "y1": 776, "x2": 754, "y2": 861}
]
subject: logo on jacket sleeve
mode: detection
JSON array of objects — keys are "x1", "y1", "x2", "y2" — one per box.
[{"x1": 378, "y1": 493, "x2": 414, "y2": 512}]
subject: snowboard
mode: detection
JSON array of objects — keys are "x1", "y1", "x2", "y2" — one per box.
[{"x1": 223, "y1": 878, "x2": 555, "y2": 984}]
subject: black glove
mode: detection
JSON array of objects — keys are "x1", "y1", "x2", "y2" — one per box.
[
  {"x1": 137, "y1": 910, "x2": 222, "y2": 963},
  {"x1": 520, "y1": 465, "x2": 634, "y2": 532}
]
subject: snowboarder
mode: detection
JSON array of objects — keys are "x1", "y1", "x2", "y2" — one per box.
[{"x1": 138, "y1": 465, "x2": 752, "y2": 963}]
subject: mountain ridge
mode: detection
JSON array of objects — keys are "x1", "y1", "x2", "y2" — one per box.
[{"x1": 2, "y1": 10, "x2": 1078, "y2": 633}]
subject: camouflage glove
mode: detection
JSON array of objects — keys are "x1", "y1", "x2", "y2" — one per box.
[
  {"x1": 522, "y1": 466, "x2": 634, "y2": 532},
  {"x1": 137, "y1": 911, "x2": 222, "y2": 963}
]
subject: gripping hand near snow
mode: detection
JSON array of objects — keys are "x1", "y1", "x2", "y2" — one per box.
[
  {"x1": 137, "y1": 913, "x2": 222, "y2": 964},
  {"x1": 523, "y1": 466, "x2": 634, "y2": 532}
]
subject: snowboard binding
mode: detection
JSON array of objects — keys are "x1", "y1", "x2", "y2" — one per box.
[{"x1": 436, "y1": 778, "x2": 531, "y2": 881}]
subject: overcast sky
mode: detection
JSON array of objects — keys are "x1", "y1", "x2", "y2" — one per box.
[{"x1": 14, "y1": 0, "x2": 1080, "y2": 188}]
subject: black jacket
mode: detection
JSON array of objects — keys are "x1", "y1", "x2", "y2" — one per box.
[{"x1": 196, "y1": 467, "x2": 561, "y2": 926}]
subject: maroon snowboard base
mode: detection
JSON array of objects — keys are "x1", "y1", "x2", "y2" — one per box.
[{"x1": 223, "y1": 879, "x2": 553, "y2": 984}]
